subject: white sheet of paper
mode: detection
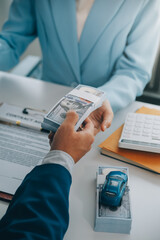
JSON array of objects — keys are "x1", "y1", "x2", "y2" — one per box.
[
  {"x1": 0, "y1": 122, "x2": 49, "y2": 195},
  {"x1": 0, "y1": 103, "x2": 46, "y2": 130}
]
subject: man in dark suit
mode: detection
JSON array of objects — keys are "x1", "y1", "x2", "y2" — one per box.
[{"x1": 0, "y1": 111, "x2": 95, "y2": 240}]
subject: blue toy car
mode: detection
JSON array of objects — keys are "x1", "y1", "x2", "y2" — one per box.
[{"x1": 100, "y1": 171, "x2": 128, "y2": 207}]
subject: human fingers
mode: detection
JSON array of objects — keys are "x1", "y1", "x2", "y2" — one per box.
[
  {"x1": 63, "y1": 110, "x2": 79, "y2": 129},
  {"x1": 82, "y1": 117, "x2": 95, "y2": 136},
  {"x1": 79, "y1": 118, "x2": 95, "y2": 147},
  {"x1": 101, "y1": 100, "x2": 114, "y2": 131},
  {"x1": 48, "y1": 131, "x2": 55, "y2": 146},
  {"x1": 48, "y1": 131, "x2": 55, "y2": 139}
]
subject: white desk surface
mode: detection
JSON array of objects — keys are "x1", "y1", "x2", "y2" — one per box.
[{"x1": 0, "y1": 71, "x2": 160, "y2": 240}]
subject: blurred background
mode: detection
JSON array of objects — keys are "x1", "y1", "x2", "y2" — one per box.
[
  {"x1": 0, "y1": 0, "x2": 41, "y2": 59},
  {"x1": 0, "y1": 0, "x2": 160, "y2": 105}
]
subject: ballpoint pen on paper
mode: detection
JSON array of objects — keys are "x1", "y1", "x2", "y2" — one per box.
[{"x1": 0, "y1": 102, "x2": 46, "y2": 130}]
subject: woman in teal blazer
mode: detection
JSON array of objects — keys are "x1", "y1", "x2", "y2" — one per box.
[{"x1": 0, "y1": 0, "x2": 160, "y2": 113}]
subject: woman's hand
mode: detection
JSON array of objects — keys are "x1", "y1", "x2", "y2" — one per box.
[{"x1": 89, "y1": 99, "x2": 114, "y2": 135}]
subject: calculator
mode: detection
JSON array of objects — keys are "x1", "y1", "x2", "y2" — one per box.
[{"x1": 119, "y1": 113, "x2": 160, "y2": 153}]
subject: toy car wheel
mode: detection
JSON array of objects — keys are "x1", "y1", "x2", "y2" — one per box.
[{"x1": 109, "y1": 206, "x2": 117, "y2": 211}]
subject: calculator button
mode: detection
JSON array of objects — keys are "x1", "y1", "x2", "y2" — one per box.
[
  {"x1": 135, "y1": 123, "x2": 143, "y2": 127},
  {"x1": 145, "y1": 119, "x2": 153, "y2": 124},
  {"x1": 143, "y1": 129, "x2": 152, "y2": 133},
  {"x1": 132, "y1": 133, "x2": 141, "y2": 136},
  {"x1": 136, "y1": 118, "x2": 145, "y2": 123},
  {"x1": 133, "y1": 127, "x2": 141, "y2": 133},
  {"x1": 142, "y1": 133, "x2": 150, "y2": 138},
  {"x1": 153, "y1": 125, "x2": 160, "y2": 130},
  {"x1": 124, "y1": 126, "x2": 133, "y2": 131},
  {"x1": 123, "y1": 134, "x2": 132, "y2": 139},
  {"x1": 144, "y1": 123, "x2": 152, "y2": 128},
  {"x1": 152, "y1": 130, "x2": 160, "y2": 135}
]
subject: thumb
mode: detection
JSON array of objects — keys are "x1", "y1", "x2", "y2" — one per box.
[
  {"x1": 63, "y1": 110, "x2": 79, "y2": 127},
  {"x1": 101, "y1": 100, "x2": 114, "y2": 131},
  {"x1": 82, "y1": 117, "x2": 94, "y2": 135}
]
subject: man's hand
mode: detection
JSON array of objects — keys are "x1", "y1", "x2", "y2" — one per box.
[
  {"x1": 89, "y1": 99, "x2": 114, "y2": 135},
  {"x1": 49, "y1": 111, "x2": 95, "y2": 163}
]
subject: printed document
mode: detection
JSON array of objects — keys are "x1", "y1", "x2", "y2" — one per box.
[{"x1": 0, "y1": 122, "x2": 49, "y2": 195}]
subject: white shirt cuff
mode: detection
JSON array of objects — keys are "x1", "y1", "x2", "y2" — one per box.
[{"x1": 42, "y1": 150, "x2": 75, "y2": 175}]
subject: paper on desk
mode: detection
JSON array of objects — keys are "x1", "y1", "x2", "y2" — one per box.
[
  {"x1": 0, "y1": 122, "x2": 49, "y2": 195},
  {"x1": 0, "y1": 102, "x2": 46, "y2": 130}
]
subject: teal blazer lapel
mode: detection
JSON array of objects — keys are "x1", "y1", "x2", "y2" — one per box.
[
  {"x1": 50, "y1": 0, "x2": 80, "y2": 82},
  {"x1": 79, "y1": 0, "x2": 125, "y2": 65}
]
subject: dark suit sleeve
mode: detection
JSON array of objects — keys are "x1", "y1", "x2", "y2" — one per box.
[{"x1": 0, "y1": 164, "x2": 72, "y2": 240}]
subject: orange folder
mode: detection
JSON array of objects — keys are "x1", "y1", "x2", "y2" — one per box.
[{"x1": 99, "y1": 107, "x2": 160, "y2": 174}]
